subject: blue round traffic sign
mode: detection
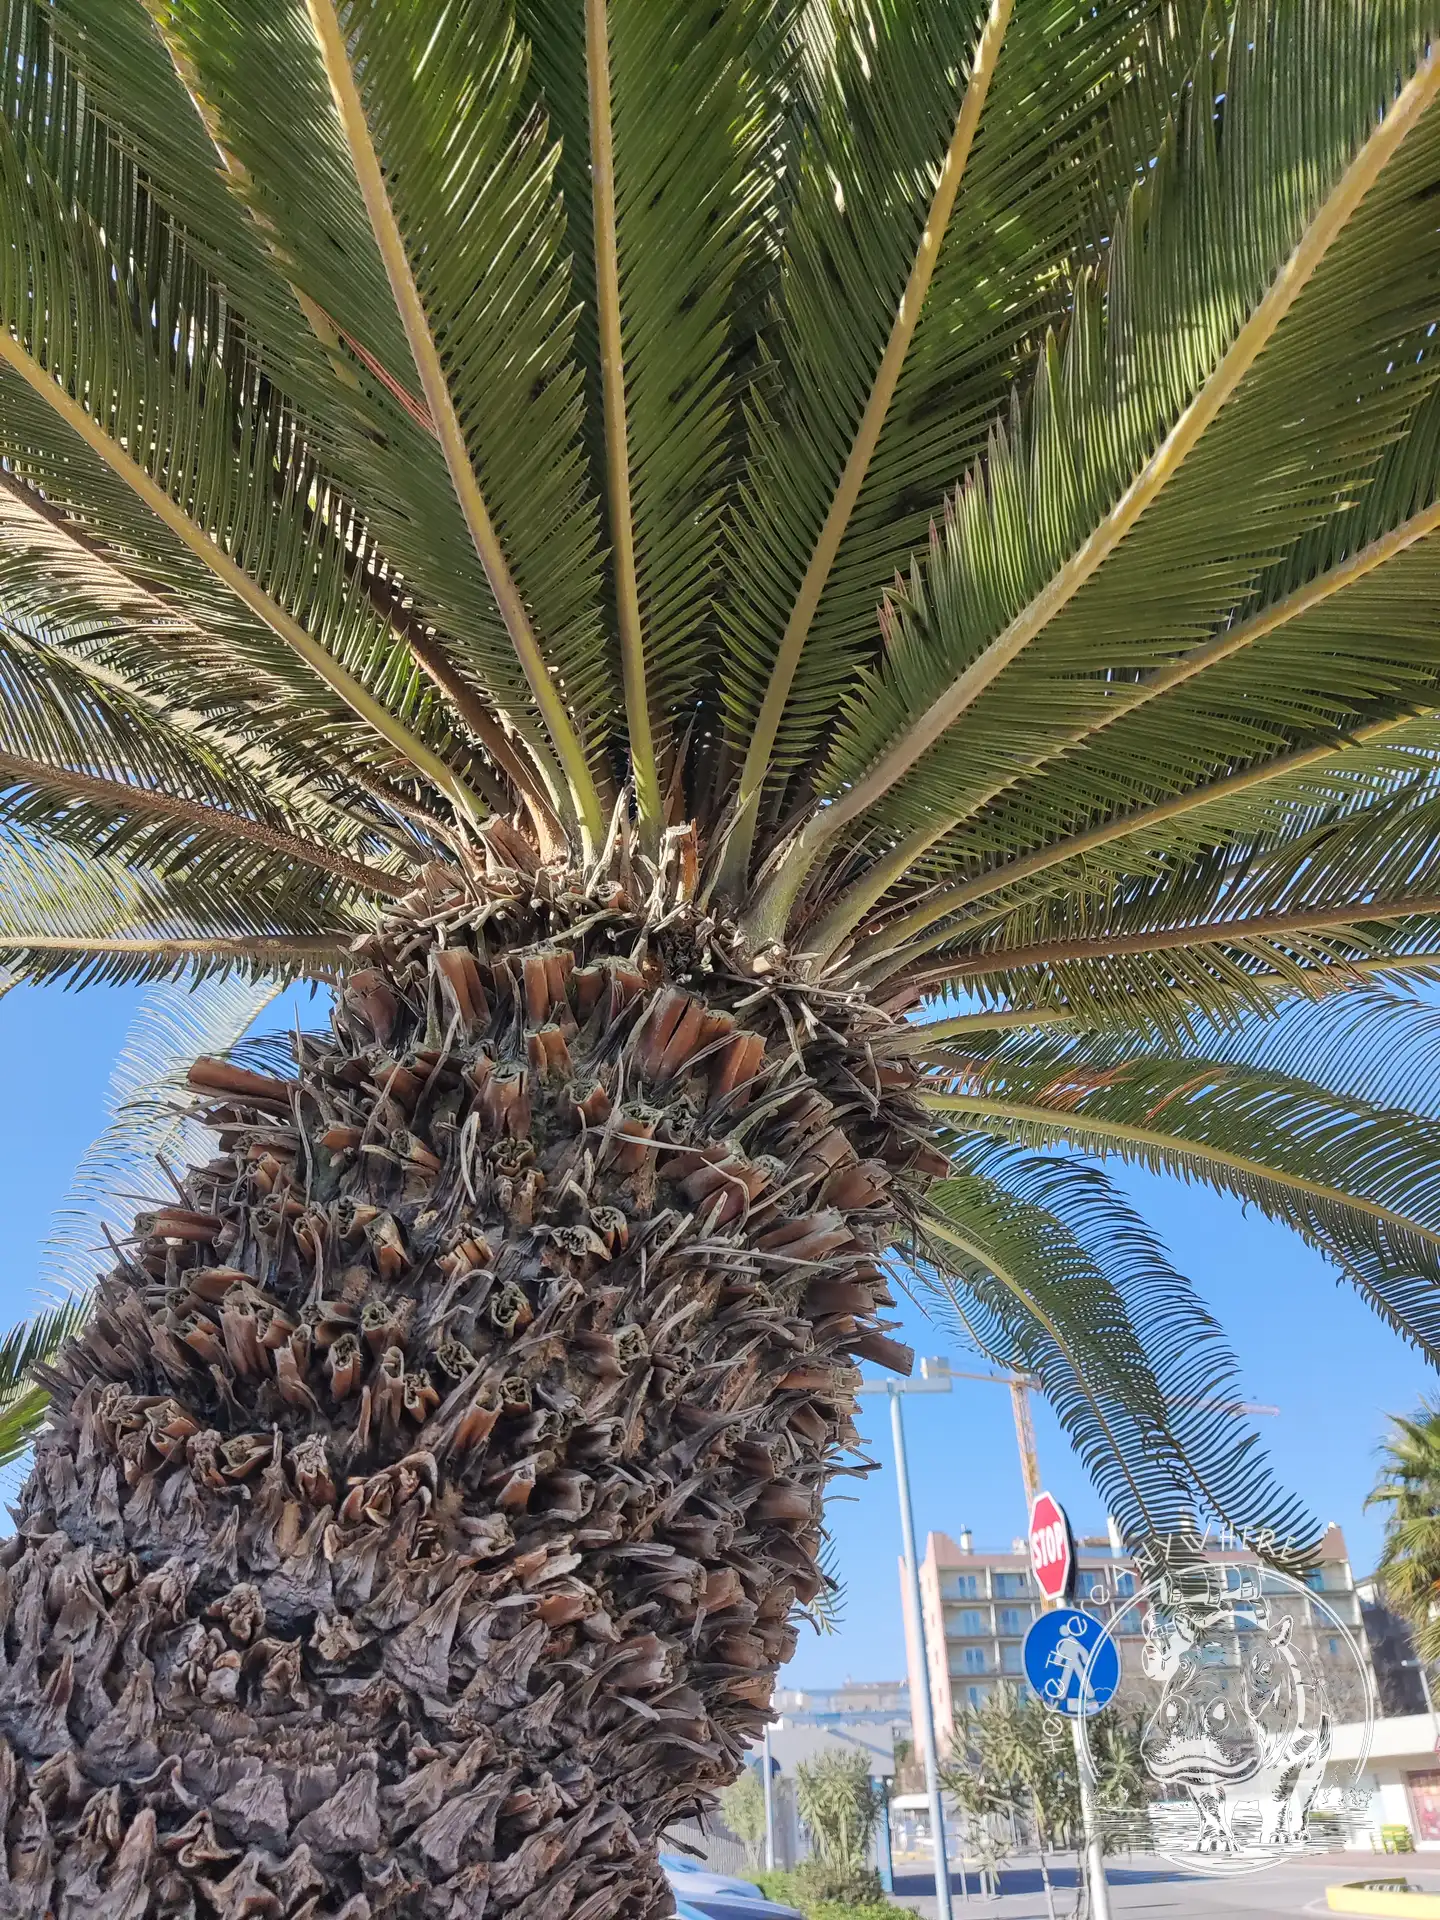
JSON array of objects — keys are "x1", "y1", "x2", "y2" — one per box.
[{"x1": 1022, "y1": 1608, "x2": 1120, "y2": 1718}]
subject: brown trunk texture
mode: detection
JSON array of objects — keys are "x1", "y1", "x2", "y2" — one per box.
[{"x1": 1, "y1": 847, "x2": 935, "y2": 1918}]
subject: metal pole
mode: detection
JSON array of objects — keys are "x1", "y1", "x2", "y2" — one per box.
[
  {"x1": 875, "y1": 1778, "x2": 895, "y2": 1894},
  {"x1": 1031, "y1": 1788, "x2": 1058, "y2": 1920},
  {"x1": 1071, "y1": 1719, "x2": 1113, "y2": 1920},
  {"x1": 890, "y1": 1384, "x2": 956, "y2": 1920},
  {"x1": 763, "y1": 1723, "x2": 776, "y2": 1872}
]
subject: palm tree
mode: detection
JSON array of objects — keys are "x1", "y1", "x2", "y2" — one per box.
[
  {"x1": 3, "y1": 0, "x2": 1440, "y2": 1909},
  {"x1": 1370, "y1": 1401, "x2": 1440, "y2": 1664}
]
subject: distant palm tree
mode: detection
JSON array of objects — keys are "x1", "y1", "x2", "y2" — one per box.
[
  {"x1": 2, "y1": 1, "x2": 1440, "y2": 1913},
  {"x1": 1370, "y1": 1402, "x2": 1440, "y2": 1663}
]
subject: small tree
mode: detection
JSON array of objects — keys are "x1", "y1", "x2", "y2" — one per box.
[
  {"x1": 945, "y1": 1687, "x2": 1151, "y2": 1913},
  {"x1": 720, "y1": 1768, "x2": 769, "y2": 1868},
  {"x1": 943, "y1": 1687, "x2": 1073, "y2": 1904},
  {"x1": 796, "y1": 1749, "x2": 880, "y2": 1866},
  {"x1": 793, "y1": 1749, "x2": 886, "y2": 1906}
]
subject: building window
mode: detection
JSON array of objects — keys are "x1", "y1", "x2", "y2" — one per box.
[
  {"x1": 1117, "y1": 1610, "x2": 1142, "y2": 1636},
  {"x1": 994, "y1": 1572, "x2": 1029, "y2": 1598},
  {"x1": 1076, "y1": 1571, "x2": 1107, "y2": 1599},
  {"x1": 1304, "y1": 1569, "x2": 1329, "y2": 1592},
  {"x1": 951, "y1": 1574, "x2": 980, "y2": 1599},
  {"x1": 963, "y1": 1648, "x2": 987, "y2": 1673},
  {"x1": 1116, "y1": 1572, "x2": 1135, "y2": 1597},
  {"x1": 1329, "y1": 1638, "x2": 1341, "y2": 1656},
  {"x1": 1001, "y1": 1644, "x2": 1024, "y2": 1674},
  {"x1": 998, "y1": 1608, "x2": 1027, "y2": 1634},
  {"x1": 965, "y1": 1685, "x2": 989, "y2": 1707},
  {"x1": 957, "y1": 1609, "x2": 986, "y2": 1636}
]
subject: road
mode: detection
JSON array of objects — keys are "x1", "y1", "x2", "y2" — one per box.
[{"x1": 887, "y1": 1852, "x2": 1438, "y2": 1917}]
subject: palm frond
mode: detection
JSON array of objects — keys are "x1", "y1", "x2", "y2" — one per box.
[
  {"x1": 0, "y1": 132, "x2": 482, "y2": 821},
  {"x1": 1366, "y1": 1400, "x2": 1440, "y2": 1661},
  {"x1": 300, "y1": 0, "x2": 606, "y2": 839},
  {"x1": 875, "y1": 720, "x2": 1440, "y2": 1021},
  {"x1": 583, "y1": 0, "x2": 786, "y2": 829},
  {"x1": 890, "y1": 381, "x2": 1440, "y2": 924},
  {"x1": 921, "y1": 1028, "x2": 1440, "y2": 1362},
  {"x1": 718, "y1": 0, "x2": 1216, "y2": 863},
  {"x1": 64, "y1": 0, "x2": 579, "y2": 826},
  {"x1": 920, "y1": 1140, "x2": 1313, "y2": 1547},
  {"x1": 0, "y1": 622, "x2": 410, "y2": 902},
  {"x1": 763, "y1": 4, "x2": 1440, "y2": 926},
  {"x1": 0, "y1": 823, "x2": 350, "y2": 988}
]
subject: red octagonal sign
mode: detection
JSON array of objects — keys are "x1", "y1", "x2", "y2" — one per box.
[{"x1": 1028, "y1": 1490, "x2": 1075, "y2": 1602}]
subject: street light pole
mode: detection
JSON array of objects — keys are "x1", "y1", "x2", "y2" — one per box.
[
  {"x1": 763, "y1": 1722, "x2": 776, "y2": 1872},
  {"x1": 857, "y1": 1369, "x2": 956, "y2": 1920}
]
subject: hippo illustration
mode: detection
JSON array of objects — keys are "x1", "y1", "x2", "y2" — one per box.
[{"x1": 1139, "y1": 1578, "x2": 1332, "y2": 1854}]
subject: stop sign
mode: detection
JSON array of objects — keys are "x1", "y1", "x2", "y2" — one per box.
[{"x1": 1029, "y1": 1491, "x2": 1075, "y2": 1602}]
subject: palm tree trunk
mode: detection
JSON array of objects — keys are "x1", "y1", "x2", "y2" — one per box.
[{"x1": 0, "y1": 858, "x2": 930, "y2": 1917}]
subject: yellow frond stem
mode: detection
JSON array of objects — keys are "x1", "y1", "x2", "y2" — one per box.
[
  {"x1": 719, "y1": 0, "x2": 1015, "y2": 893},
  {"x1": 305, "y1": 0, "x2": 605, "y2": 852},
  {"x1": 586, "y1": 0, "x2": 661, "y2": 838}
]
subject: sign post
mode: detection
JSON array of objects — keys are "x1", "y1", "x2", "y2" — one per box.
[{"x1": 1024, "y1": 1495, "x2": 1113, "y2": 1920}]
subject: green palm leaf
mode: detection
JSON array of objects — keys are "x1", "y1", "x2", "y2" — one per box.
[
  {"x1": 0, "y1": 1299, "x2": 89, "y2": 1472},
  {"x1": 921, "y1": 1140, "x2": 1311, "y2": 1547},
  {"x1": 764, "y1": 1, "x2": 1440, "y2": 930},
  {"x1": 922, "y1": 1018, "x2": 1440, "y2": 1360},
  {"x1": 716, "y1": 0, "x2": 1215, "y2": 871}
]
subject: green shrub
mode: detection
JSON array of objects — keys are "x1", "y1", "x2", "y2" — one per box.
[
  {"x1": 739, "y1": 1866, "x2": 907, "y2": 1918},
  {"x1": 791, "y1": 1860, "x2": 887, "y2": 1906},
  {"x1": 794, "y1": 1752, "x2": 881, "y2": 1869}
]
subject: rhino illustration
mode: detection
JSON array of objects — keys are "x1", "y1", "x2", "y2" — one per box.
[{"x1": 1138, "y1": 1580, "x2": 1332, "y2": 1854}]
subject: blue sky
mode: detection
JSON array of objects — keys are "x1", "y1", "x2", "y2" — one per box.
[{"x1": 0, "y1": 979, "x2": 1432, "y2": 1693}]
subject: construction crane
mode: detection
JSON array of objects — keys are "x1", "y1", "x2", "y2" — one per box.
[{"x1": 918, "y1": 1358, "x2": 1279, "y2": 1515}]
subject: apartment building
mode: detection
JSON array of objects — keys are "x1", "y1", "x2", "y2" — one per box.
[{"x1": 902, "y1": 1523, "x2": 1370, "y2": 1754}]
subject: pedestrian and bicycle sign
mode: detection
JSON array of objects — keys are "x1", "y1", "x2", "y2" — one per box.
[{"x1": 1022, "y1": 1607, "x2": 1121, "y2": 1718}]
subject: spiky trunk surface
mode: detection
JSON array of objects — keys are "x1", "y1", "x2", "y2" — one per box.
[{"x1": 1, "y1": 843, "x2": 934, "y2": 1918}]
